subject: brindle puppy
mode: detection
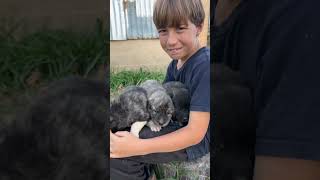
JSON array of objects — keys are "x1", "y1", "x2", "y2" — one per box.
[
  {"x1": 110, "y1": 86, "x2": 150, "y2": 137},
  {"x1": 0, "y1": 76, "x2": 108, "y2": 180},
  {"x1": 140, "y1": 80, "x2": 175, "y2": 132}
]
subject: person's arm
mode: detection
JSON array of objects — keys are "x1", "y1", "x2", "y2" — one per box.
[
  {"x1": 254, "y1": 156, "x2": 320, "y2": 180},
  {"x1": 110, "y1": 111, "x2": 210, "y2": 158}
]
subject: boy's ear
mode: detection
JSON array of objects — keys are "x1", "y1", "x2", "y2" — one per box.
[{"x1": 196, "y1": 23, "x2": 204, "y2": 36}]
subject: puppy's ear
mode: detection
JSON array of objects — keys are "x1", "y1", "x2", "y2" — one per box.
[
  {"x1": 166, "y1": 88, "x2": 174, "y2": 99},
  {"x1": 147, "y1": 102, "x2": 153, "y2": 111}
]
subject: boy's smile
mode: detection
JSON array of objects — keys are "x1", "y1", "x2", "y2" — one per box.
[
  {"x1": 158, "y1": 20, "x2": 203, "y2": 62},
  {"x1": 167, "y1": 47, "x2": 183, "y2": 55}
]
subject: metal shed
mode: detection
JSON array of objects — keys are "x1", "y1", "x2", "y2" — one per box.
[{"x1": 110, "y1": 0, "x2": 158, "y2": 40}]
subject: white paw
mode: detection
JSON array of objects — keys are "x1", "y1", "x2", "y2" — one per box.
[
  {"x1": 147, "y1": 121, "x2": 162, "y2": 132},
  {"x1": 151, "y1": 125, "x2": 161, "y2": 132}
]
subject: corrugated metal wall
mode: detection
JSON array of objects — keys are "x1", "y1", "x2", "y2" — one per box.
[
  {"x1": 126, "y1": 0, "x2": 158, "y2": 39},
  {"x1": 110, "y1": 0, "x2": 158, "y2": 40},
  {"x1": 110, "y1": 0, "x2": 127, "y2": 40}
]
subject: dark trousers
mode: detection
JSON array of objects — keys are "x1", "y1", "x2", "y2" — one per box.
[{"x1": 110, "y1": 122, "x2": 188, "y2": 180}]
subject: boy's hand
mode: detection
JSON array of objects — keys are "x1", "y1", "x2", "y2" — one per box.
[{"x1": 110, "y1": 130, "x2": 144, "y2": 158}]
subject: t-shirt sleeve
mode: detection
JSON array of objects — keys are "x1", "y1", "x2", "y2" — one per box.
[
  {"x1": 189, "y1": 60, "x2": 210, "y2": 112},
  {"x1": 250, "y1": 1, "x2": 320, "y2": 160}
]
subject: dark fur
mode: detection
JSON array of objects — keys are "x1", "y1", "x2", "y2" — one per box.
[
  {"x1": 162, "y1": 81, "x2": 190, "y2": 126},
  {"x1": 0, "y1": 76, "x2": 108, "y2": 180},
  {"x1": 109, "y1": 86, "x2": 150, "y2": 132},
  {"x1": 212, "y1": 63, "x2": 256, "y2": 180}
]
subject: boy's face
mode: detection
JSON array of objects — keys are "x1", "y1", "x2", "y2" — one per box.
[{"x1": 157, "y1": 20, "x2": 202, "y2": 61}]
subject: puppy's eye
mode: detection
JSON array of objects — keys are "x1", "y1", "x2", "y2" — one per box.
[{"x1": 167, "y1": 111, "x2": 173, "y2": 115}]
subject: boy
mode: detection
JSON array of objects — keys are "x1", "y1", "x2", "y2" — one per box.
[
  {"x1": 213, "y1": 0, "x2": 320, "y2": 180},
  {"x1": 110, "y1": 0, "x2": 210, "y2": 179}
]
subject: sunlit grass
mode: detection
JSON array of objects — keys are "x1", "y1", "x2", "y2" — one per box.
[{"x1": 110, "y1": 68, "x2": 165, "y2": 95}]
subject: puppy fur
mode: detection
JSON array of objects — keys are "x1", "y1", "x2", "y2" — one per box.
[
  {"x1": 140, "y1": 80, "x2": 174, "y2": 131},
  {"x1": 162, "y1": 81, "x2": 190, "y2": 126},
  {"x1": 110, "y1": 86, "x2": 150, "y2": 136},
  {"x1": 0, "y1": 76, "x2": 108, "y2": 180},
  {"x1": 212, "y1": 63, "x2": 256, "y2": 180}
]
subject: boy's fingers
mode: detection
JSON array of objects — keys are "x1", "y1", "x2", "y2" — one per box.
[{"x1": 110, "y1": 152, "x2": 120, "y2": 159}]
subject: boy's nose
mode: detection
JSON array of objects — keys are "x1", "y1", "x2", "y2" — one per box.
[{"x1": 167, "y1": 31, "x2": 178, "y2": 45}]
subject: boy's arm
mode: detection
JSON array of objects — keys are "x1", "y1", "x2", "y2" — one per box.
[
  {"x1": 141, "y1": 111, "x2": 210, "y2": 154},
  {"x1": 253, "y1": 156, "x2": 320, "y2": 180},
  {"x1": 110, "y1": 111, "x2": 210, "y2": 158}
]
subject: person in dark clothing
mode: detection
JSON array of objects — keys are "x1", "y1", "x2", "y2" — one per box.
[
  {"x1": 212, "y1": 0, "x2": 320, "y2": 179},
  {"x1": 109, "y1": 0, "x2": 210, "y2": 179}
]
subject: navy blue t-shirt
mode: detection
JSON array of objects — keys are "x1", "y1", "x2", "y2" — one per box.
[
  {"x1": 213, "y1": 0, "x2": 320, "y2": 161},
  {"x1": 164, "y1": 47, "x2": 210, "y2": 160}
]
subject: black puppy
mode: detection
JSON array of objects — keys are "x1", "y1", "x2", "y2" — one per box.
[
  {"x1": 162, "y1": 81, "x2": 190, "y2": 126},
  {"x1": 212, "y1": 63, "x2": 256, "y2": 180},
  {"x1": 0, "y1": 76, "x2": 108, "y2": 180}
]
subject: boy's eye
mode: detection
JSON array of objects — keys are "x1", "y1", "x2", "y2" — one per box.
[
  {"x1": 176, "y1": 26, "x2": 187, "y2": 32},
  {"x1": 157, "y1": 29, "x2": 167, "y2": 34}
]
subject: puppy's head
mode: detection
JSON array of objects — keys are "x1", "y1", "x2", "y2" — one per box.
[
  {"x1": 148, "y1": 91, "x2": 174, "y2": 127},
  {"x1": 171, "y1": 87, "x2": 190, "y2": 124},
  {"x1": 163, "y1": 81, "x2": 190, "y2": 125}
]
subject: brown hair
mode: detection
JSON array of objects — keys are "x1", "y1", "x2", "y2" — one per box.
[{"x1": 153, "y1": 0, "x2": 205, "y2": 29}]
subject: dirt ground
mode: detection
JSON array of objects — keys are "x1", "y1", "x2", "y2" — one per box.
[{"x1": 110, "y1": 39, "x2": 171, "y2": 71}]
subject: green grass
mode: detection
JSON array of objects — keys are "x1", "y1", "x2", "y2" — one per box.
[
  {"x1": 110, "y1": 68, "x2": 166, "y2": 94},
  {"x1": 0, "y1": 19, "x2": 107, "y2": 94}
]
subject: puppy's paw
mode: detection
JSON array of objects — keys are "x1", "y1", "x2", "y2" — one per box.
[
  {"x1": 147, "y1": 121, "x2": 162, "y2": 132},
  {"x1": 150, "y1": 125, "x2": 161, "y2": 132}
]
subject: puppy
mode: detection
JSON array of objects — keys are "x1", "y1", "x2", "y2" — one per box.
[
  {"x1": 162, "y1": 81, "x2": 190, "y2": 126},
  {"x1": 0, "y1": 76, "x2": 108, "y2": 180},
  {"x1": 212, "y1": 63, "x2": 255, "y2": 180},
  {"x1": 110, "y1": 86, "x2": 150, "y2": 137},
  {"x1": 140, "y1": 80, "x2": 174, "y2": 132}
]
